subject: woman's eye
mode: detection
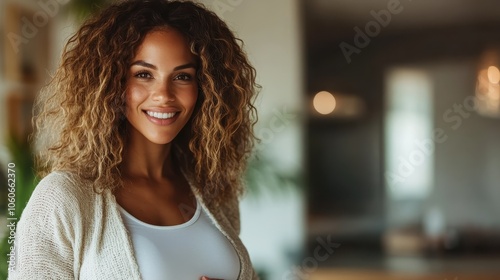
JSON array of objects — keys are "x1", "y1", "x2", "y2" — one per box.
[
  {"x1": 134, "y1": 71, "x2": 152, "y2": 79},
  {"x1": 174, "y1": 73, "x2": 192, "y2": 81}
]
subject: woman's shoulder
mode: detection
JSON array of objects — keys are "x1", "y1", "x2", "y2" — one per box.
[
  {"x1": 29, "y1": 171, "x2": 96, "y2": 210},
  {"x1": 18, "y1": 171, "x2": 101, "y2": 232}
]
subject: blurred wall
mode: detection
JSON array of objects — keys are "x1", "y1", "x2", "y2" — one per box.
[
  {"x1": 0, "y1": 0, "x2": 75, "y2": 164},
  {"x1": 303, "y1": 0, "x2": 500, "y2": 268},
  {"x1": 430, "y1": 60, "x2": 500, "y2": 228}
]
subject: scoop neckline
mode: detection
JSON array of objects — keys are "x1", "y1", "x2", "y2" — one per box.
[{"x1": 118, "y1": 198, "x2": 201, "y2": 230}]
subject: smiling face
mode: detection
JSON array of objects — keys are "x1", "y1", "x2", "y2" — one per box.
[{"x1": 125, "y1": 28, "x2": 198, "y2": 145}]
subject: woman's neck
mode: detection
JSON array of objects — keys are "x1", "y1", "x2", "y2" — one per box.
[{"x1": 121, "y1": 128, "x2": 176, "y2": 181}]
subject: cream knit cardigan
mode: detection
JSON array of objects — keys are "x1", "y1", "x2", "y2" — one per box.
[{"x1": 9, "y1": 171, "x2": 258, "y2": 280}]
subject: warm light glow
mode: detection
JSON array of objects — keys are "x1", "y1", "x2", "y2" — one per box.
[
  {"x1": 488, "y1": 84, "x2": 500, "y2": 100},
  {"x1": 475, "y1": 50, "x2": 500, "y2": 118},
  {"x1": 313, "y1": 91, "x2": 336, "y2": 115},
  {"x1": 487, "y1": 66, "x2": 500, "y2": 84}
]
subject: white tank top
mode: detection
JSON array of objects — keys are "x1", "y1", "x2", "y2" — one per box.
[{"x1": 119, "y1": 198, "x2": 240, "y2": 280}]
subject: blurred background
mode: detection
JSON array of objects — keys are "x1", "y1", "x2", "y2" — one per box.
[{"x1": 1, "y1": 0, "x2": 500, "y2": 279}]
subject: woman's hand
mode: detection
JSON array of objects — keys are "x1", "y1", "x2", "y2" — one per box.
[{"x1": 200, "y1": 277, "x2": 224, "y2": 280}]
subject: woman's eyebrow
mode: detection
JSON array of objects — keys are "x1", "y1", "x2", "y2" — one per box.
[
  {"x1": 173, "y1": 62, "x2": 197, "y2": 71},
  {"x1": 130, "y1": 60, "x2": 157, "y2": 70}
]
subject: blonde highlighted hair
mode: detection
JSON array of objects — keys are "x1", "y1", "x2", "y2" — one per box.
[{"x1": 33, "y1": 0, "x2": 258, "y2": 205}]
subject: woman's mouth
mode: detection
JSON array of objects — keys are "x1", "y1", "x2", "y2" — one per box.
[
  {"x1": 145, "y1": 111, "x2": 177, "y2": 119},
  {"x1": 143, "y1": 110, "x2": 180, "y2": 125}
]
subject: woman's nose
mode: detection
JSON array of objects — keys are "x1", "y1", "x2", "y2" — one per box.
[{"x1": 151, "y1": 81, "x2": 175, "y2": 102}]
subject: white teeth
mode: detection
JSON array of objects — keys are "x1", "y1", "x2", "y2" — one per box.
[{"x1": 146, "y1": 111, "x2": 177, "y2": 119}]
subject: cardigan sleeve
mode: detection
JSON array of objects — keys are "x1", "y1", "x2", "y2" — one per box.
[
  {"x1": 8, "y1": 172, "x2": 78, "y2": 280},
  {"x1": 226, "y1": 194, "x2": 241, "y2": 235}
]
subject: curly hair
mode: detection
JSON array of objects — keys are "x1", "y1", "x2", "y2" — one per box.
[{"x1": 32, "y1": 0, "x2": 259, "y2": 205}]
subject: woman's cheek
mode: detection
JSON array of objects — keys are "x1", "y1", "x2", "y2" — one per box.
[{"x1": 126, "y1": 84, "x2": 147, "y2": 104}]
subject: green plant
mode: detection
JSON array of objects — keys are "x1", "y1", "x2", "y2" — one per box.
[
  {"x1": 244, "y1": 147, "x2": 303, "y2": 198},
  {"x1": 68, "y1": 0, "x2": 111, "y2": 20},
  {"x1": 0, "y1": 135, "x2": 38, "y2": 279}
]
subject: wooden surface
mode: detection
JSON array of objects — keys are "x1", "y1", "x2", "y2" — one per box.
[{"x1": 309, "y1": 269, "x2": 500, "y2": 280}]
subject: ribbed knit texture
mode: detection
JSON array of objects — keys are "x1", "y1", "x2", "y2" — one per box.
[{"x1": 9, "y1": 171, "x2": 258, "y2": 280}]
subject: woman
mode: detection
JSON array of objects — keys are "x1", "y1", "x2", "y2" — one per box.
[{"x1": 9, "y1": 0, "x2": 259, "y2": 279}]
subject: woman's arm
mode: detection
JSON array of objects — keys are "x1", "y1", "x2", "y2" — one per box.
[{"x1": 8, "y1": 173, "x2": 76, "y2": 279}]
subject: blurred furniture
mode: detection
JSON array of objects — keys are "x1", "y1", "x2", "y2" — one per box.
[{"x1": 311, "y1": 269, "x2": 500, "y2": 280}]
